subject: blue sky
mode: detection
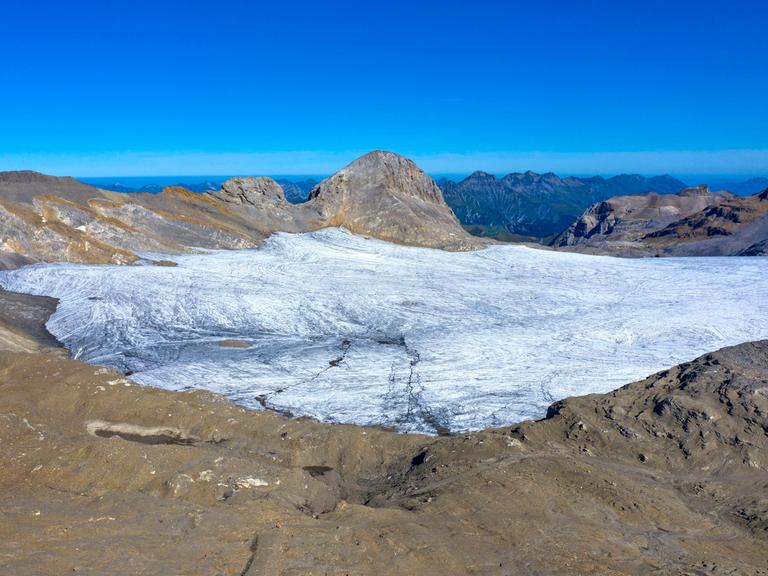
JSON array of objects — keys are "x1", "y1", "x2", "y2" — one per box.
[{"x1": 0, "y1": 0, "x2": 766, "y2": 176}]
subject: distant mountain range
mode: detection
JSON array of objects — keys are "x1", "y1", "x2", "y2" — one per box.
[
  {"x1": 82, "y1": 172, "x2": 767, "y2": 243},
  {"x1": 718, "y1": 177, "x2": 768, "y2": 196},
  {"x1": 277, "y1": 179, "x2": 319, "y2": 203},
  {"x1": 92, "y1": 178, "x2": 318, "y2": 204},
  {"x1": 437, "y1": 172, "x2": 687, "y2": 239},
  {"x1": 97, "y1": 180, "x2": 220, "y2": 194}
]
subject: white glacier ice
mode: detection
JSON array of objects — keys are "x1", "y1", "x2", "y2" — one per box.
[{"x1": 2, "y1": 228, "x2": 767, "y2": 433}]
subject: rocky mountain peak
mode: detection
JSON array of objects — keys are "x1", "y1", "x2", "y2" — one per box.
[
  {"x1": 218, "y1": 176, "x2": 286, "y2": 207},
  {"x1": 678, "y1": 185, "x2": 711, "y2": 197},
  {"x1": 305, "y1": 151, "x2": 478, "y2": 250},
  {"x1": 0, "y1": 152, "x2": 481, "y2": 268},
  {"x1": 309, "y1": 150, "x2": 445, "y2": 206},
  {"x1": 343, "y1": 149, "x2": 410, "y2": 170},
  {"x1": 466, "y1": 170, "x2": 497, "y2": 182},
  {"x1": 0, "y1": 170, "x2": 80, "y2": 186}
]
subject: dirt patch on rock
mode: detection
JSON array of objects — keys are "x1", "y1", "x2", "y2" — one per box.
[
  {"x1": 85, "y1": 420, "x2": 200, "y2": 445},
  {"x1": 218, "y1": 339, "x2": 252, "y2": 349}
]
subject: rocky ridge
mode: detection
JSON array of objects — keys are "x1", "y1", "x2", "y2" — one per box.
[
  {"x1": 0, "y1": 151, "x2": 478, "y2": 270},
  {"x1": 92, "y1": 177, "x2": 318, "y2": 202},
  {"x1": 552, "y1": 185, "x2": 768, "y2": 256}
]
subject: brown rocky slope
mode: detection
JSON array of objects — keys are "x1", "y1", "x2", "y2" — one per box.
[
  {"x1": 1, "y1": 289, "x2": 767, "y2": 575},
  {"x1": 0, "y1": 152, "x2": 479, "y2": 269},
  {"x1": 0, "y1": 290, "x2": 64, "y2": 355},
  {"x1": 552, "y1": 185, "x2": 768, "y2": 256}
]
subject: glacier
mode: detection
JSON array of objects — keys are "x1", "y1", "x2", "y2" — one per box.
[{"x1": 2, "y1": 227, "x2": 768, "y2": 434}]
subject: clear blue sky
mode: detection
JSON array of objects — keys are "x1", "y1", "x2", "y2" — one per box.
[{"x1": 0, "y1": 0, "x2": 766, "y2": 176}]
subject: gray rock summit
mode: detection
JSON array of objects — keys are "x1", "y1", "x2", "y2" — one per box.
[
  {"x1": 678, "y1": 184, "x2": 711, "y2": 197},
  {"x1": 311, "y1": 150, "x2": 446, "y2": 205},
  {"x1": 218, "y1": 176, "x2": 287, "y2": 207},
  {"x1": 306, "y1": 151, "x2": 477, "y2": 249}
]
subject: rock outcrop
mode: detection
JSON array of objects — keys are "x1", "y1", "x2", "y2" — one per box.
[
  {"x1": 0, "y1": 152, "x2": 478, "y2": 269},
  {"x1": 552, "y1": 186, "x2": 768, "y2": 256},
  {"x1": 739, "y1": 237, "x2": 768, "y2": 256},
  {"x1": 218, "y1": 176, "x2": 288, "y2": 207}
]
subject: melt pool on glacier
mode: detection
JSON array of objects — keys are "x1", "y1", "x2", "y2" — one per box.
[{"x1": 2, "y1": 228, "x2": 767, "y2": 434}]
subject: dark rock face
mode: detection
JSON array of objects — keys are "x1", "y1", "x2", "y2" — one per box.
[
  {"x1": 439, "y1": 171, "x2": 686, "y2": 239},
  {"x1": 552, "y1": 185, "x2": 768, "y2": 256},
  {"x1": 565, "y1": 201, "x2": 617, "y2": 242},
  {"x1": 739, "y1": 238, "x2": 768, "y2": 256},
  {"x1": 0, "y1": 289, "x2": 64, "y2": 354},
  {"x1": 0, "y1": 252, "x2": 33, "y2": 271}
]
